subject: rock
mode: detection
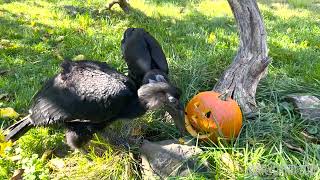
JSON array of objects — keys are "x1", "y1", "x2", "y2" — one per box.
[
  {"x1": 140, "y1": 139, "x2": 209, "y2": 179},
  {"x1": 285, "y1": 95, "x2": 320, "y2": 121}
]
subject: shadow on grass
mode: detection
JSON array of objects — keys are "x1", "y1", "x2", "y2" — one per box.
[
  {"x1": 55, "y1": 4, "x2": 238, "y2": 98},
  {"x1": 144, "y1": 0, "x2": 200, "y2": 7},
  {"x1": 258, "y1": 0, "x2": 320, "y2": 14}
]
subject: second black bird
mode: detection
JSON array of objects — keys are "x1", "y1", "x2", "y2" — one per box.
[{"x1": 121, "y1": 28, "x2": 186, "y2": 134}]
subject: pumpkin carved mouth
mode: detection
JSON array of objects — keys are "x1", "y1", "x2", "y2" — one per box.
[{"x1": 185, "y1": 115, "x2": 213, "y2": 139}]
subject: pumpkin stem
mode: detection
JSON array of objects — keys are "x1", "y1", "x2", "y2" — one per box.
[{"x1": 218, "y1": 90, "x2": 230, "y2": 101}]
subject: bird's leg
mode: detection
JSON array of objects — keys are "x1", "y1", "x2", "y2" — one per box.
[
  {"x1": 96, "y1": 120, "x2": 144, "y2": 150},
  {"x1": 65, "y1": 122, "x2": 96, "y2": 152},
  {"x1": 65, "y1": 129, "x2": 93, "y2": 152}
]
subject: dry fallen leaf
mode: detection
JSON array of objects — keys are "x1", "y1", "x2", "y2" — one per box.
[
  {"x1": 72, "y1": 54, "x2": 85, "y2": 61},
  {"x1": 287, "y1": 27, "x2": 292, "y2": 33},
  {"x1": 0, "y1": 107, "x2": 20, "y2": 119},
  {"x1": 0, "y1": 131, "x2": 13, "y2": 157},
  {"x1": 178, "y1": 138, "x2": 185, "y2": 145},
  {"x1": 208, "y1": 32, "x2": 216, "y2": 44},
  {"x1": 41, "y1": 150, "x2": 53, "y2": 162},
  {"x1": 49, "y1": 158, "x2": 65, "y2": 169},
  {"x1": 10, "y1": 169, "x2": 24, "y2": 180},
  {"x1": 131, "y1": 125, "x2": 143, "y2": 136},
  {"x1": 10, "y1": 155, "x2": 22, "y2": 162},
  {"x1": 55, "y1": 36, "x2": 65, "y2": 42},
  {"x1": 220, "y1": 152, "x2": 240, "y2": 172}
]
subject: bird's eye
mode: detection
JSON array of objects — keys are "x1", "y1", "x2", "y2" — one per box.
[
  {"x1": 155, "y1": 75, "x2": 167, "y2": 82},
  {"x1": 168, "y1": 96, "x2": 177, "y2": 103}
]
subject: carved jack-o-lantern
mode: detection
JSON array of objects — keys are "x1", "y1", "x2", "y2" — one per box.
[{"x1": 185, "y1": 91, "x2": 242, "y2": 142}]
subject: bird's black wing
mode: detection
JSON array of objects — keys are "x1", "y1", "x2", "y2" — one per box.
[
  {"x1": 121, "y1": 28, "x2": 151, "y2": 77},
  {"x1": 142, "y1": 30, "x2": 168, "y2": 74},
  {"x1": 121, "y1": 28, "x2": 168, "y2": 86},
  {"x1": 29, "y1": 60, "x2": 136, "y2": 126}
]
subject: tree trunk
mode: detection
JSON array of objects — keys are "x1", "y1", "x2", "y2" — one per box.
[
  {"x1": 213, "y1": 0, "x2": 270, "y2": 116},
  {"x1": 107, "y1": 0, "x2": 130, "y2": 13}
]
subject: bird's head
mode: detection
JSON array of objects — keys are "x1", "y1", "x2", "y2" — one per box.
[
  {"x1": 122, "y1": 28, "x2": 135, "y2": 40},
  {"x1": 138, "y1": 70, "x2": 186, "y2": 134},
  {"x1": 121, "y1": 28, "x2": 143, "y2": 53}
]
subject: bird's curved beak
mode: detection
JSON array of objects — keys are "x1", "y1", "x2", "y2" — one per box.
[{"x1": 165, "y1": 100, "x2": 187, "y2": 136}]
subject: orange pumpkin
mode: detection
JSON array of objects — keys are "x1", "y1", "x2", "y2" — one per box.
[{"x1": 185, "y1": 91, "x2": 242, "y2": 142}]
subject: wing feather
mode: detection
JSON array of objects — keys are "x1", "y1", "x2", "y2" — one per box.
[
  {"x1": 143, "y1": 30, "x2": 168, "y2": 74},
  {"x1": 29, "y1": 60, "x2": 135, "y2": 125}
]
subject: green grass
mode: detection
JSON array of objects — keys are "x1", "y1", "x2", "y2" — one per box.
[{"x1": 0, "y1": 0, "x2": 320, "y2": 179}]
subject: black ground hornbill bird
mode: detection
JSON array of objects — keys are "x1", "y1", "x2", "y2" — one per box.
[
  {"x1": 121, "y1": 28, "x2": 186, "y2": 134},
  {"x1": 5, "y1": 60, "x2": 184, "y2": 149},
  {"x1": 121, "y1": 28, "x2": 169, "y2": 87}
]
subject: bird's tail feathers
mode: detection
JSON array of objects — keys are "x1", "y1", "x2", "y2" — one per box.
[{"x1": 5, "y1": 115, "x2": 32, "y2": 142}]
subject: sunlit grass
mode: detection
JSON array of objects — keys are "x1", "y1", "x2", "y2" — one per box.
[{"x1": 0, "y1": 0, "x2": 319, "y2": 179}]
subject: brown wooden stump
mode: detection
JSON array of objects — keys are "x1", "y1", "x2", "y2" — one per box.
[{"x1": 213, "y1": 0, "x2": 270, "y2": 116}]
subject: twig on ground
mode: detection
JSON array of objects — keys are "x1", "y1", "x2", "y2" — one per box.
[
  {"x1": 283, "y1": 141, "x2": 304, "y2": 153},
  {"x1": 301, "y1": 131, "x2": 320, "y2": 144}
]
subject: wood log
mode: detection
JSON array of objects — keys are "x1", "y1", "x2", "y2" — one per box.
[{"x1": 213, "y1": 0, "x2": 270, "y2": 115}]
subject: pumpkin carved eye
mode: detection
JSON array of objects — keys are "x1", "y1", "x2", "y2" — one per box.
[{"x1": 205, "y1": 111, "x2": 211, "y2": 118}]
